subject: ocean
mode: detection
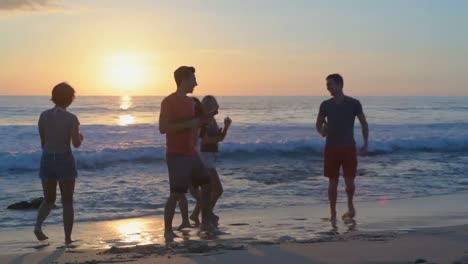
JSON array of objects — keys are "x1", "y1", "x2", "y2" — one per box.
[{"x1": 1, "y1": 96, "x2": 467, "y2": 229}]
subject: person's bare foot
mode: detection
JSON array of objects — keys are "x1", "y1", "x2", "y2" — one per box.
[
  {"x1": 211, "y1": 213, "x2": 220, "y2": 227},
  {"x1": 190, "y1": 214, "x2": 200, "y2": 227},
  {"x1": 177, "y1": 222, "x2": 194, "y2": 230},
  {"x1": 65, "y1": 238, "x2": 73, "y2": 245},
  {"x1": 164, "y1": 230, "x2": 178, "y2": 239},
  {"x1": 200, "y1": 222, "x2": 218, "y2": 234},
  {"x1": 342, "y1": 207, "x2": 356, "y2": 220},
  {"x1": 34, "y1": 229, "x2": 48, "y2": 241},
  {"x1": 330, "y1": 210, "x2": 337, "y2": 222}
]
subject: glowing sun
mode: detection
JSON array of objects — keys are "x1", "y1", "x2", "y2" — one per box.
[{"x1": 106, "y1": 54, "x2": 146, "y2": 90}]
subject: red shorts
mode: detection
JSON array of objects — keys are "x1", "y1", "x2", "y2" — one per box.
[{"x1": 323, "y1": 146, "x2": 357, "y2": 178}]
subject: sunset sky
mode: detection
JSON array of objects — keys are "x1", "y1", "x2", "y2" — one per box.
[{"x1": 1, "y1": 0, "x2": 467, "y2": 96}]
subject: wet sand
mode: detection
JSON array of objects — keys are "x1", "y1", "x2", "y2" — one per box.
[
  {"x1": 1, "y1": 191, "x2": 468, "y2": 263},
  {"x1": 2, "y1": 225, "x2": 468, "y2": 264}
]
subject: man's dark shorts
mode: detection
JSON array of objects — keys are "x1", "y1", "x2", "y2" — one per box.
[
  {"x1": 166, "y1": 153, "x2": 210, "y2": 193},
  {"x1": 324, "y1": 146, "x2": 357, "y2": 178}
]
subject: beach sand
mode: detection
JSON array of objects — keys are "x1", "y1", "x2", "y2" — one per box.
[
  {"x1": 2, "y1": 225, "x2": 468, "y2": 264},
  {"x1": 2, "y1": 192, "x2": 468, "y2": 264}
]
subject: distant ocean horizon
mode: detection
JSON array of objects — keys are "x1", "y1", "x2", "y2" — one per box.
[{"x1": 1, "y1": 96, "x2": 467, "y2": 228}]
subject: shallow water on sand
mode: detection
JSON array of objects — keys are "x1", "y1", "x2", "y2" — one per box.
[
  {"x1": 1, "y1": 191, "x2": 468, "y2": 255},
  {"x1": 1, "y1": 96, "x2": 467, "y2": 229}
]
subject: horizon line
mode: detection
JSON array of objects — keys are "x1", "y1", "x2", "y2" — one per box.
[{"x1": 0, "y1": 94, "x2": 467, "y2": 97}]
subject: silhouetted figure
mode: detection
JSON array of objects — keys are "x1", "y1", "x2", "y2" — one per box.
[
  {"x1": 159, "y1": 66, "x2": 216, "y2": 239},
  {"x1": 35, "y1": 82, "x2": 83, "y2": 245},
  {"x1": 315, "y1": 74, "x2": 369, "y2": 222},
  {"x1": 190, "y1": 95, "x2": 232, "y2": 227}
]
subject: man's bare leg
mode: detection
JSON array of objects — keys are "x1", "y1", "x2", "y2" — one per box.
[
  {"x1": 177, "y1": 195, "x2": 192, "y2": 230},
  {"x1": 164, "y1": 192, "x2": 183, "y2": 238},
  {"x1": 343, "y1": 177, "x2": 356, "y2": 219},
  {"x1": 328, "y1": 177, "x2": 339, "y2": 222},
  {"x1": 189, "y1": 186, "x2": 201, "y2": 226}
]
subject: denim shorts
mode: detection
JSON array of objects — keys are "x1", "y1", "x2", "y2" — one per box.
[{"x1": 39, "y1": 151, "x2": 78, "y2": 182}]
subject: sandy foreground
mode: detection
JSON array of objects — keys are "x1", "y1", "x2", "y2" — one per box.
[
  {"x1": 1, "y1": 192, "x2": 468, "y2": 264},
  {"x1": 1, "y1": 225, "x2": 468, "y2": 264}
]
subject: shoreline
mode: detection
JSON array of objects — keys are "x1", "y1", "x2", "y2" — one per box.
[{"x1": 1, "y1": 191, "x2": 468, "y2": 263}]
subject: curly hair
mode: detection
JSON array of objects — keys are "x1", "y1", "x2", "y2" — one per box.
[{"x1": 51, "y1": 82, "x2": 75, "y2": 107}]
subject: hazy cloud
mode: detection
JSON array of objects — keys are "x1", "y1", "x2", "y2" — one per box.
[{"x1": 0, "y1": 0, "x2": 63, "y2": 12}]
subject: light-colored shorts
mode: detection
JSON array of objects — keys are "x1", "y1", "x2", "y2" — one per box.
[{"x1": 200, "y1": 152, "x2": 218, "y2": 169}]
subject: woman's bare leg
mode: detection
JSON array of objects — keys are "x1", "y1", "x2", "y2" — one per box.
[
  {"x1": 209, "y1": 169, "x2": 223, "y2": 226},
  {"x1": 209, "y1": 169, "x2": 223, "y2": 211},
  {"x1": 59, "y1": 180, "x2": 75, "y2": 244},
  {"x1": 34, "y1": 180, "x2": 57, "y2": 241}
]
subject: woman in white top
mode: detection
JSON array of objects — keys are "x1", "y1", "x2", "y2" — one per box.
[{"x1": 190, "y1": 96, "x2": 231, "y2": 227}]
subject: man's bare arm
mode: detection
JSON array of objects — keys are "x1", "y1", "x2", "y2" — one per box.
[
  {"x1": 357, "y1": 112, "x2": 368, "y2": 147},
  {"x1": 38, "y1": 125, "x2": 45, "y2": 148},
  {"x1": 357, "y1": 112, "x2": 369, "y2": 155},
  {"x1": 316, "y1": 113, "x2": 327, "y2": 137}
]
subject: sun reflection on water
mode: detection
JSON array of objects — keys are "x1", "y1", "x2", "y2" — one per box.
[
  {"x1": 118, "y1": 114, "x2": 135, "y2": 126},
  {"x1": 118, "y1": 96, "x2": 135, "y2": 126},
  {"x1": 110, "y1": 218, "x2": 162, "y2": 247},
  {"x1": 120, "y1": 95, "x2": 132, "y2": 110}
]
